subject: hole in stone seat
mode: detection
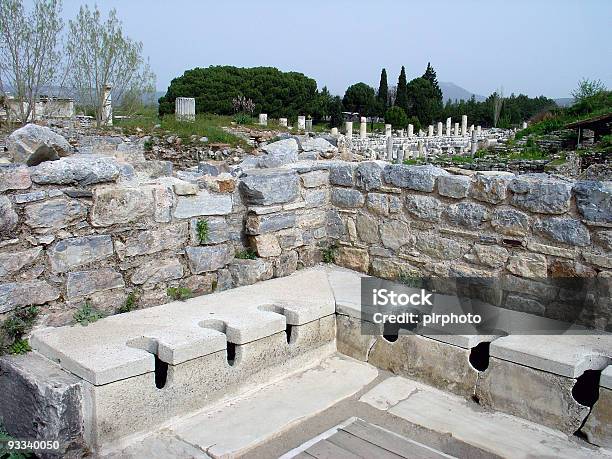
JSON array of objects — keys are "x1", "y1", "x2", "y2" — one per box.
[
  {"x1": 469, "y1": 342, "x2": 490, "y2": 372},
  {"x1": 572, "y1": 369, "x2": 601, "y2": 408},
  {"x1": 382, "y1": 323, "x2": 400, "y2": 343},
  {"x1": 285, "y1": 323, "x2": 293, "y2": 344},
  {"x1": 226, "y1": 342, "x2": 236, "y2": 366},
  {"x1": 154, "y1": 355, "x2": 168, "y2": 389}
]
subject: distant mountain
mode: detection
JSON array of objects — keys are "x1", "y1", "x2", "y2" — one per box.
[
  {"x1": 554, "y1": 97, "x2": 574, "y2": 107},
  {"x1": 440, "y1": 82, "x2": 486, "y2": 103}
]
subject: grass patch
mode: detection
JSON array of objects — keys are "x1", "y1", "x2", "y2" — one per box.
[
  {"x1": 167, "y1": 287, "x2": 193, "y2": 301},
  {"x1": 117, "y1": 292, "x2": 138, "y2": 314},
  {"x1": 235, "y1": 248, "x2": 257, "y2": 260},
  {"x1": 321, "y1": 244, "x2": 338, "y2": 264},
  {"x1": 450, "y1": 155, "x2": 474, "y2": 164},
  {"x1": 0, "y1": 306, "x2": 39, "y2": 355},
  {"x1": 196, "y1": 219, "x2": 209, "y2": 244},
  {"x1": 73, "y1": 302, "x2": 105, "y2": 326}
]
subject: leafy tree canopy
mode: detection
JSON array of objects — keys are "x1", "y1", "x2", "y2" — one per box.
[
  {"x1": 385, "y1": 106, "x2": 408, "y2": 128},
  {"x1": 342, "y1": 82, "x2": 378, "y2": 116}
]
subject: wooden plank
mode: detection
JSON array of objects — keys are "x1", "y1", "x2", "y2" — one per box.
[
  {"x1": 305, "y1": 439, "x2": 362, "y2": 459},
  {"x1": 327, "y1": 430, "x2": 403, "y2": 459},
  {"x1": 341, "y1": 419, "x2": 452, "y2": 459}
]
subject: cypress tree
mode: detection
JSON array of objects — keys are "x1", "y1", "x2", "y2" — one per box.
[
  {"x1": 422, "y1": 62, "x2": 443, "y2": 102},
  {"x1": 395, "y1": 66, "x2": 409, "y2": 114},
  {"x1": 377, "y1": 68, "x2": 389, "y2": 113}
]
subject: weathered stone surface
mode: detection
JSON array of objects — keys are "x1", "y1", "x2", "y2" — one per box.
[
  {"x1": 331, "y1": 187, "x2": 364, "y2": 208},
  {"x1": 380, "y1": 220, "x2": 412, "y2": 250},
  {"x1": 275, "y1": 228, "x2": 304, "y2": 250},
  {"x1": 405, "y1": 195, "x2": 443, "y2": 222},
  {"x1": 469, "y1": 174, "x2": 511, "y2": 204},
  {"x1": 573, "y1": 181, "x2": 611, "y2": 223},
  {"x1": 259, "y1": 138, "x2": 299, "y2": 168},
  {"x1": 336, "y1": 314, "x2": 377, "y2": 361},
  {"x1": 274, "y1": 250, "x2": 298, "y2": 277},
  {"x1": 502, "y1": 274, "x2": 557, "y2": 300},
  {"x1": 91, "y1": 186, "x2": 154, "y2": 227},
  {"x1": 0, "y1": 247, "x2": 42, "y2": 277},
  {"x1": 526, "y1": 241, "x2": 575, "y2": 259},
  {"x1": 180, "y1": 273, "x2": 216, "y2": 296},
  {"x1": 476, "y1": 357, "x2": 589, "y2": 435},
  {"x1": 329, "y1": 163, "x2": 356, "y2": 187},
  {"x1": 416, "y1": 233, "x2": 469, "y2": 260},
  {"x1": 202, "y1": 173, "x2": 236, "y2": 193},
  {"x1": 189, "y1": 217, "x2": 229, "y2": 245},
  {"x1": 0, "y1": 164, "x2": 31, "y2": 192},
  {"x1": 583, "y1": 386, "x2": 612, "y2": 448},
  {"x1": 24, "y1": 198, "x2": 87, "y2": 232},
  {"x1": 47, "y1": 235, "x2": 114, "y2": 273},
  {"x1": 0, "y1": 353, "x2": 85, "y2": 458},
  {"x1": 245, "y1": 211, "x2": 295, "y2": 235},
  {"x1": 445, "y1": 202, "x2": 489, "y2": 229},
  {"x1": 470, "y1": 244, "x2": 509, "y2": 268},
  {"x1": 302, "y1": 188, "x2": 328, "y2": 208},
  {"x1": 131, "y1": 258, "x2": 183, "y2": 286},
  {"x1": 66, "y1": 268, "x2": 125, "y2": 299},
  {"x1": 174, "y1": 190, "x2": 232, "y2": 218},
  {"x1": 596, "y1": 231, "x2": 612, "y2": 251},
  {"x1": 298, "y1": 209, "x2": 326, "y2": 229},
  {"x1": 0, "y1": 280, "x2": 59, "y2": 313},
  {"x1": 507, "y1": 252, "x2": 547, "y2": 279},
  {"x1": 504, "y1": 294, "x2": 546, "y2": 315},
  {"x1": 366, "y1": 193, "x2": 389, "y2": 215},
  {"x1": 30, "y1": 156, "x2": 120, "y2": 186},
  {"x1": 124, "y1": 223, "x2": 189, "y2": 256},
  {"x1": 228, "y1": 258, "x2": 273, "y2": 286},
  {"x1": 548, "y1": 260, "x2": 596, "y2": 278},
  {"x1": 6, "y1": 123, "x2": 72, "y2": 166},
  {"x1": 152, "y1": 185, "x2": 174, "y2": 223},
  {"x1": 535, "y1": 217, "x2": 591, "y2": 246},
  {"x1": 335, "y1": 246, "x2": 369, "y2": 272},
  {"x1": 300, "y1": 170, "x2": 329, "y2": 188},
  {"x1": 251, "y1": 234, "x2": 282, "y2": 257},
  {"x1": 0, "y1": 196, "x2": 18, "y2": 237},
  {"x1": 383, "y1": 164, "x2": 449, "y2": 192},
  {"x1": 509, "y1": 174, "x2": 572, "y2": 214},
  {"x1": 185, "y1": 243, "x2": 233, "y2": 273},
  {"x1": 173, "y1": 180, "x2": 199, "y2": 196},
  {"x1": 299, "y1": 137, "x2": 337, "y2": 153},
  {"x1": 240, "y1": 170, "x2": 299, "y2": 205},
  {"x1": 437, "y1": 175, "x2": 470, "y2": 199},
  {"x1": 355, "y1": 212, "x2": 380, "y2": 244},
  {"x1": 582, "y1": 252, "x2": 612, "y2": 269},
  {"x1": 491, "y1": 208, "x2": 531, "y2": 236},
  {"x1": 326, "y1": 210, "x2": 345, "y2": 239},
  {"x1": 355, "y1": 161, "x2": 384, "y2": 191},
  {"x1": 14, "y1": 190, "x2": 46, "y2": 203}
]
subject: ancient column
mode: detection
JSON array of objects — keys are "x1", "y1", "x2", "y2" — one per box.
[
  {"x1": 175, "y1": 97, "x2": 195, "y2": 122},
  {"x1": 258, "y1": 113, "x2": 268, "y2": 126},
  {"x1": 454, "y1": 122, "x2": 459, "y2": 136},
  {"x1": 331, "y1": 127, "x2": 339, "y2": 136},
  {"x1": 305, "y1": 119, "x2": 313, "y2": 132},
  {"x1": 446, "y1": 117, "x2": 452, "y2": 136},
  {"x1": 408, "y1": 124, "x2": 414, "y2": 137},
  {"x1": 522, "y1": 121, "x2": 528, "y2": 129},
  {"x1": 418, "y1": 140, "x2": 424, "y2": 157},
  {"x1": 386, "y1": 136, "x2": 393, "y2": 161},
  {"x1": 360, "y1": 117, "x2": 367, "y2": 139},
  {"x1": 102, "y1": 85, "x2": 113, "y2": 126},
  {"x1": 297, "y1": 116, "x2": 306, "y2": 130},
  {"x1": 385, "y1": 124, "x2": 392, "y2": 138},
  {"x1": 428, "y1": 125, "x2": 433, "y2": 137},
  {"x1": 345, "y1": 121, "x2": 353, "y2": 139},
  {"x1": 437, "y1": 122, "x2": 443, "y2": 137},
  {"x1": 470, "y1": 124, "x2": 474, "y2": 133},
  {"x1": 279, "y1": 118, "x2": 288, "y2": 127},
  {"x1": 397, "y1": 147, "x2": 405, "y2": 164},
  {"x1": 477, "y1": 125, "x2": 482, "y2": 135},
  {"x1": 461, "y1": 115, "x2": 468, "y2": 136},
  {"x1": 470, "y1": 129, "x2": 478, "y2": 156},
  {"x1": 398, "y1": 129, "x2": 404, "y2": 137}
]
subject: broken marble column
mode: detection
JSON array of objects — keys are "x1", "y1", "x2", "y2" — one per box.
[
  {"x1": 331, "y1": 127, "x2": 338, "y2": 136},
  {"x1": 477, "y1": 125, "x2": 482, "y2": 135},
  {"x1": 428, "y1": 125, "x2": 433, "y2": 137},
  {"x1": 360, "y1": 117, "x2": 367, "y2": 139},
  {"x1": 398, "y1": 129, "x2": 404, "y2": 137},
  {"x1": 408, "y1": 124, "x2": 414, "y2": 137},
  {"x1": 437, "y1": 122, "x2": 443, "y2": 137},
  {"x1": 305, "y1": 119, "x2": 313, "y2": 132},
  {"x1": 522, "y1": 121, "x2": 528, "y2": 129},
  {"x1": 102, "y1": 85, "x2": 113, "y2": 126},
  {"x1": 175, "y1": 97, "x2": 195, "y2": 122},
  {"x1": 279, "y1": 118, "x2": 288, "y2": 127},
  {"x1": 385, "y1": 136, "x2": 393, "y2": 160},
  {"x1": 345, "y1": 121, "x2": 353, "y2": 139},
  {"x1": 470, "y1": 124, "x2": 474, "y2": 133},
  {"x1": 471, "y1": 129, "x2": 478, "y2": 155},
  {"x1": 397, "y1": 147, "x2": 405, "y2": 164},
  {"x1": 258, "y1": 113, "x2": 268, "y2": 126},
  {"x1": 385, "y1": 124, "x2": 392, "y2": 138},
  {"x1": 461, "y1": 115, "x2": 468, "y2": 136},
  {"x1": 297, "y1": 116, "x2": 306, "y2": 130},
  {"x1": 446, "y1": 117, "x2": 452, "y2": 136},
  {"x1": 454, "y1": 122, "x2": 459, "y2": 136},
  {"x1": 418, "y1": 140, "x2": 424, "y2": 157}
]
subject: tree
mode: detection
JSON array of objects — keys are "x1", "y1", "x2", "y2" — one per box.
[
  {"x1": 422, "y1": 62, "x2": 443, "y2": 102},
  {"x1": 385, "y1": 106, "x2": 408, "y2": 129},
  {"x1": 491, "y1": 88, "x2": 504, "y2": 127},
  {"x1": 377, "y1": 68, "x2": 389, "y2": 115},
  {"x1": 406, "y1": 77, "x2": 439, "y2": 126},
  {"x1": 66, "y1": 5, "x2": 155, "y2": 126},
  {"x1": 311, "y1": 86, "x2": 334, "y2": 123},
  {"x1": 395, "y1": 66, "x2": 409, "y2": 114},
  {"x1": 0, "y1": 0, "x2": 63, "y2": 124},
  {"x1": 342, "y1": 82, "x2": 377, "y2": 116},
  {"x1": 571, "y1": 78, "x2": 606, "y2": 103},
  {"x1": 328, "y1": 95, "x2": 343, "y2": 128}
]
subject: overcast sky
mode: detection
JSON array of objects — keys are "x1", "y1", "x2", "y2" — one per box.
[{"x1": 60, "y1": 0, "x2": 612, "y2": 98}]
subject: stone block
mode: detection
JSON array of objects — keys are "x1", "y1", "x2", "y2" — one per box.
[
  {"x1": 251, "y1": 234, "x2": 282, "y2": 257},
  {"x1": 335, "y1": 246, "x2": 369, "y2": 272},
  {"x1": 189, "y1": 217, "x2": 229, "y2": 245},
  {"x1": 0, "y1": 353, "x2": 85, "y2": 459},
  {"x1": 228, "y1": 258, "x2": 273, "y2": 286},
  {"x1": 380, "y1": 219, "x2": 412, "y2": 250},
  {"x1": 91, "y1": 186, "x2": 154, "y2": 227},
  {"x1": 273, "y1": 250, "x2": 298, "y2": 277},
  {"x1": 509, "y1": 174, "x2": 572, "y2": 214},
  {"x1": 245, "y1": 211, "x2": 295, "y2": 235},
  {"x1": 300, "y1": 170, "x2": 329, "y2": 188},
  {"x1": 470, "y1": 244, "x2": 509, "y2": 268},
  {"x1": 30, "y1": 156, "x2": 119, "y2": 186},
  {"x1": 326, "y1": 210, "x2": 345, "y2": 239},
  {"x1": 445, "y1": 202, "x2": 489, "y2": 229},
  {"x1": 152, "y1": 184, "x2": 174, "y2": 223},
  {"x1": 469, "y1": 173, "x2": 511, "y2": 204},
  {"x1": 329, "y1": 163, "x2": 356, "y2": 186},
  {"x1": 504, "y1": 293, "x2": 546, "y2": 315},
  {"x1": 535, "y1": 217, "x2": 590, "y2": 246},
  {"x1": 25, "y1": 198, "x2": 87, "y2": 232},
  {"x1": 239, "y1": 169, "x2": 299, "y2": 205},
  {"x1": 331, "y1": 187, "x2": 364, "y2": 208},
  {"x1": 66, "y1": 268, "x2": 125, "y2": 300},
  {"x1": 405, "y1": 195, "x2": 443, "y2": 222},
  {"x1": 131, "y1": 258, "x2": 183, "y2": 286},
  {"x1": 383, "y1": 164, "x2": 449, "y2": 192},
  {"x1": 6, "y1": 123, "x2": 72, "y2": 166},
  {"x1": 0, "y1": 247, "x2": 42, "y2": 277},
  {"x1": 302, "y1": 188, "x2": 329, "y2": 208},
  {"x1": 366, "y1": 193, "x2": 389, "y2": 215},
  {"x1": 438, "y1": 175, "x2": 471, "y2": 199},
  {"x1": 526, "y1": 240, "x2": 575, "y2": 258},
  {"x1": 0, "y1": 164, "x2": 31, "y2": 192},
  {"x1": 491, "y1": 207, "x2": 531, "y2": 236},
  {"x1": 336, "y1": 315, "x2": 379, "y2": 361},
  {"x1": 573, "y1": 181, "x2": 611, "y2": 223},
  {"x1": 47, "y1": 235, "x2": 114, "y2": 273},
  {"x1": 583, "y1": 385, "x2": 612, "y2": 448},
  {"x1": 259, "y1": 138, "x2": 299, "y2": 168},
  {"x1": 124, "y1": 223, "x2": 189, "y2": 257},
  {"x1": 180, "y1": 273, "x2": 216, "y2": 296},
  {"x1": 415, "y1": 233, "x2": 469, "y2": 260},
  {"x1": 174, "y1": 190, "x2": 232, "y2": 219},
  {"x1": 0, "y1": 195, "x2": 18, "y2": 237},
  {"x1": 0, "y1": 280, "x2": 60, "y2": 313},
  {"x1": 507, "y1": 252, "x2": 547, "y2": 279},
  {"x1": 185, "y1": 243, "x2": 234, "y2": 273},
  {"x1": 276, "y1": 228, "x2": 304, "y2": 250},
  {"x1": 355, "y1": 161, "x2": 384, "y2": 191},
  {"x1": 355, "y1": 212, "x2": 380, "y2": 244},
  {"x1": 475, "y1": 357, "x2": 589, "y2": 435}
]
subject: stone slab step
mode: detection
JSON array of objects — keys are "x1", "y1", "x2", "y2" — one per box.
[
  {"x1": 168, "y1": 355, "x2": 378, "y2": 458},
  {"x1": 31, "y1": 268, "x2": 335, "y2": 385},
  {"x1": 360, "y1": 376, "x2": 610, "y2": 459}
]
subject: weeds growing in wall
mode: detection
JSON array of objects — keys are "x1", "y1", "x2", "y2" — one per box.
[{"x1": 0, "y1": 306, "x2": 39, "y2": 356}]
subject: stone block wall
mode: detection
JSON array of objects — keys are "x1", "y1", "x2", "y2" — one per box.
[{"x1": 326, "y1": 161, "x2": 612, "y2": 330}]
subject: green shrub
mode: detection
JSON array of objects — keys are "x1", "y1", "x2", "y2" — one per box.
[
  {"x1": 196, "y1": 219, "x2": 209, "y2": 244},
  {"x1": 321, "y1": 245, "x2": 337, "y2": 264},
  {"x1": 232, "y1": 113, "x2": 253, "y2": 125},
  {"x1": 73, "y1": 302, "x2": 105, "y2": 326},
  {"x1": 0, "y1": 306, "x2": 39, "y2": 355},
  {"x1": 118, "y1": 292, "x2": 138, "y2": 314},
  {"x1": 235, "y1": 248, "x2": 257, "y2": 260},
  {"x1": 143, "y1": 138, "x2": 154, "y2": 151},
  {"x1": 167, "y1": 287, "x2": 193, "y2": 301},
  {"x1": 7, "y1": 339, "x2": 31, "y2": 355},
  {"x1": 385, "y1": 106, "x2": 408, "y2": 129}
]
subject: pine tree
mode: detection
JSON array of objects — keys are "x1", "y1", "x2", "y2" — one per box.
[
  {"x1": 395, "y1": 66, "x2": 409, "y2": 114},
  {"x1": 377, "y1": 68, "x2": 389, "y2": 114},
  {"x1": 422, "y1": 62, "x2": 443, "y2": 102}
]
